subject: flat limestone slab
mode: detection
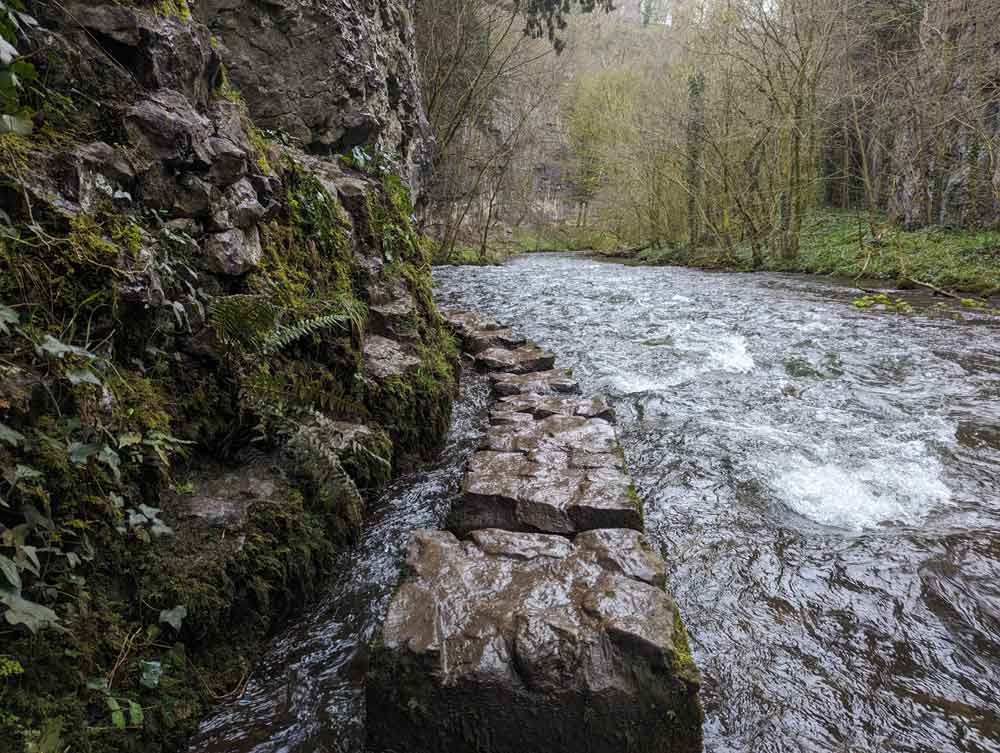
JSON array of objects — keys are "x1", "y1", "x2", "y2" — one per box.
[
  {"x1": 483, "y1": 414, "x2": 619, "y2": 456},
  {"x1": 442, "y1": 309, "x2": 505, "y2": 337},
  {"x1": 492, "y1": 393, "x2": 616, "y2": 423},
  {"x1": 475, "y1": 343, "x2": 556, "y2": 374},
  {"x1": 491, "y1": 368, "x2": 580, "y2": 396},
  {"x1": 366, "y1": 528, "x2": 703, "y2": 753},
  {"x1": 465, "y1": 327, "x2": 526, "y2": 355},
  {"x1": 448, "y1": 448, "x2": 642, "y2": 536}
]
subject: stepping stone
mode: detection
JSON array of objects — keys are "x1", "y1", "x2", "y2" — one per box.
[
  {"x1": 464, "y1": 327, "x2": 526, "y2": 355},
  {"x1": 491, "y1": 368, "x2": 580, "y2": 396},
  {"x1": 366, "y1": 528, "x2": 703, "y2": 753},
  {"x1": 475, "y1": 343, "x2": 556, "y2": 374},
  {"x1": 447, "y1": 448, "x2": 642, "y2": 536},
  {"x1": 492, "y1": 393, "x2": 616, "y2": 423},
  {"x1": 441, "y1": 309, "x2": 505, "y2": 348},
  {"x1": 483, "y1": 414, "x2": 619, "y2": 456}
]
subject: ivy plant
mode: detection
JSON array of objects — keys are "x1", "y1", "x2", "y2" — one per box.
[{"x1": 0, "y1": 0, "x2": 37, "y2": 135}]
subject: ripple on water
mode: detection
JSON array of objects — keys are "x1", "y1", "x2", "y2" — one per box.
[{"x1": 434, "y1": 255, "x2": 1000, "y2": 753}]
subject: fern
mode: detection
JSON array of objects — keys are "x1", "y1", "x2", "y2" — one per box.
[
  {"x1": 259, "y1": 312, "x2": 352, "y2": 355},
  {"x1": 209, "y1": 295, "x2": 367, "y2": 357},
  {"x1": 286, "y1": 412, "x2": 365, "y2": 523},
  {"x1": 208, "y1": 295, "x2": 279, "y2": 352}
]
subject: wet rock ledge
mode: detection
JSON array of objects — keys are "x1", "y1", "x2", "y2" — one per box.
[{"x1": 366, "y1": 311, "x2": 704, "y2": 753}]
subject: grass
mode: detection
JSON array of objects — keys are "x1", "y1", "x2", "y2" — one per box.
[{"x1": 629, "y1": 209, "x2": 1000, "y2": 295}]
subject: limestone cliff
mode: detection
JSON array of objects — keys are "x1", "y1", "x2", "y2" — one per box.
[
  {"x1": 890, "y1": 6, "x2": 1000, "y2": 229},
  {"x1": 844, "y1": 3, "x2": 1000, "y2": 229},
  {"x1": 0, "y1": 1, "x2": 453, "y2": 750}
]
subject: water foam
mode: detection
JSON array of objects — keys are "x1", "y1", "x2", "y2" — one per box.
[
  {"x1": 770, "y1": 452, "x2": 952, "y2": 530},
  {"x1": 709, "y1": 334, "x2": 756, "y2": 373}
]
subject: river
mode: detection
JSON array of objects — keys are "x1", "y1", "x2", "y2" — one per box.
[{"x1": 191, "y1": 254, "x2": 1000, "y2": 753}]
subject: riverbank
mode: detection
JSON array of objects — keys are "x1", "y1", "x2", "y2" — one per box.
[
  {"x1": 601, "y1": 211, "x2": 1000, "y2": 296},
  {"x1": 442, "y1": 211, "x2": 1000, "y2": 296}
]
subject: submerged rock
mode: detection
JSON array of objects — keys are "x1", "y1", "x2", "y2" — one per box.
[{"x1": 367, "y1": 528, "x2": 703, "y2": 753}]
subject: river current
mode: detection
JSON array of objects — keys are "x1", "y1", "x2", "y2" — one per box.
[{"x1": 192, "y1": 254, "x2": 1000, "y2": 753}]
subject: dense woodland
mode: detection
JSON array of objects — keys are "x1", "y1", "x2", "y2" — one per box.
[{"x1": 421, "y1": 0, "x2": 1000, "y2": 291}]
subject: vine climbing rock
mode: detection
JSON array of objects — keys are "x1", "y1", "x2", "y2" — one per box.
[{"x1": 366, "y1": 310, "x2": 703, "y2": 753}]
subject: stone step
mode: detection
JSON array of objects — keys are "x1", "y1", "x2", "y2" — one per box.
[
  {"x1": 448, "y1": 448, "x2": 642, "y2": 537},
  {"x1": 492, "y1": 392, "x2": 615, "y2": 423},
  {"x1": 491, "y1": 368, "x2": 580, "y2": 396},
  {"x1": 474, "y1": 343, "x2": 556, "y2": 374},
  {"x1": 366, "y1": 528, "x2": 704, "y2": 753},
  {"x1": 367, "y1": 310, "x2": 702, "y2": 753},
  {"x1": 465, "y1": 327, "x2": 526, "y2": 355}
]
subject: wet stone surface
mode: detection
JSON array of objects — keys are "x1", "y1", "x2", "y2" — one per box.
[
  {"x1": 492, "y1": 392, "x2": 616, "y2": 422},
  {"x1": 367, "y1": 310, "x2": 702, "y2": 753},
  {"x1": 448, "y1": 448, "x2": 641, "y2": 537},
  {"x1": 491, "y1": 368, "x2": 581, "y2": 396},
  {"x1": 474, "y1": 343, "x2": 556, "y2": 373},
  {"x1": 366, "y1": 528, "x2": 703, "y2": 753}
]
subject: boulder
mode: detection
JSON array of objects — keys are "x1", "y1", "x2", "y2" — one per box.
[
  {"x1": 363, "y1": 335, "x2": 421, "y2": 380},
  {"x1": 491, "y1": 369, "x2": 580, "y2": 397},
  {"x1": 367, "y1": 528, "x2": 703, "y2": 753},
  {"x1": 201, "y1": 227, "x2": 262, "y2": 276},
  {"x1": 475, "y1": 343, "x2": 556, "y2": 374}
]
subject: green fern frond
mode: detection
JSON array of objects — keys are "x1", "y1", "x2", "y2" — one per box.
[
  {"x1": 259, "y1": 312, "x2": 351, "y2": 355},
  {"x1": 286, "y1": 413, "x2": 365, "y2": 523},
  {"x1": 208, "y1": 294, "x2": 279, "y2": 352}
]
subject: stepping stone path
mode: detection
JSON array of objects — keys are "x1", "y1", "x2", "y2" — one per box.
[{"x1": 366, "y1": 309, "x2": 704, "y2": 753}]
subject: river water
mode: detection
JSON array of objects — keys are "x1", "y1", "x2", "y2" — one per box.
[{"x1": 192, "y1": 254, "x2": 1000, "y2": 753}]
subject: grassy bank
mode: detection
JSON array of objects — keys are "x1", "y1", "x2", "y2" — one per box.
[{"x1": 626, "y1": 211, "x2": 1000, "y2": 295}]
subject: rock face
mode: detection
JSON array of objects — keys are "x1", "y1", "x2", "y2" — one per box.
[
  {"x1": 368, "y1": 310, "x2": 703, "y2": 753},
  {"x1": 367, "y1": 528, "x2": 703, "y2": 753},
  {"x1": 847, "y1": 4, "x2": 1000, "y2": 228},
  {"x1": 202, "y1": 0, "x2": 431, "y2": 193},
  {"x1": 2, "y1": 2, "x2": 452, "y2": 748}
]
